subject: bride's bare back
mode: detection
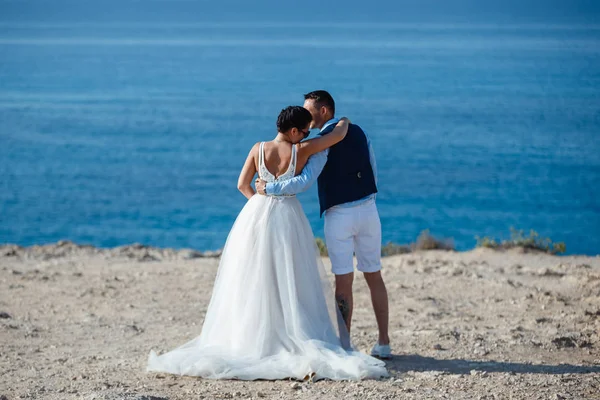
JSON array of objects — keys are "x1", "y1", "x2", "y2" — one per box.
[
  {"x1": 237, "y1": 118, "x2": 350, "y2": 199},
  {"x1": 257, "y1": 141, "x2": 295, "y2": 179},
  {"x1": 256, "y1": 141, "x2": 315, "y2": 179}
]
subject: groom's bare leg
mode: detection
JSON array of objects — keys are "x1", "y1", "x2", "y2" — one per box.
[
  {"x1": 363, "y1": 271, "x2": 390, "y2": 345},
  {"x1": 335, "y1": 272, "x2": 354, "y2": 331}
]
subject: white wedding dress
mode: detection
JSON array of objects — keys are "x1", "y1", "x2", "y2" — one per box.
[{"x1": 147, "y1": 143, "x2": 388, "y2": 380}]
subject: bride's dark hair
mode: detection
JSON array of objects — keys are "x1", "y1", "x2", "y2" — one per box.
[{"x1": 277, "y1": 106, "x2": 312, "y2": 133}]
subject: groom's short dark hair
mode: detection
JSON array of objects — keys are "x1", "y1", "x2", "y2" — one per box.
[
  {"x1": 304, "y1": 90, "x2": 335, "y2": 115},
  {"x1": 277, "y1": 106, "x2": 312, "y2": 132}
]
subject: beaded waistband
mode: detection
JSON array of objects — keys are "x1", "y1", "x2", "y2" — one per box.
[{"x1": 266, "y1": 194, "x2": 296, "y2": 198}]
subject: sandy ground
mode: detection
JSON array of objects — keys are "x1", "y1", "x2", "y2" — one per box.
[{"x1": 1, "y1": 242, "x2": 599, "y2": 400}]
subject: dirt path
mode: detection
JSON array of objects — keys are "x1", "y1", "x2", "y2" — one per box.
[{"x1": 1, "y1": 243, "x2": 599, "y2": 399}]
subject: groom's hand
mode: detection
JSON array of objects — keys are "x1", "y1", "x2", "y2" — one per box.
[{"x1": 255, "y1": 178, "x2": 267, "y2": 195}]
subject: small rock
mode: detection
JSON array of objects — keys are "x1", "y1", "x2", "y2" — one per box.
[
  {"x1": 417, "y1": 371, "x2": 447, "y2": 379},
  {"x1": 0, "y1": 312, "x2": 12, "y2": 319},
  {"x1": 392, "y1": 378, "x2": 404, "y2": 386},
  {"x1": 552, "y1": 336, "x2": 577, "y2": 348},
  {"x1": 290, "y1": 382, "x2": 301, "y2": 390},
  {"x1": 182, "y1": 250, "x2": 204, "y2": 259},
  {"x1": 433, "y1": 344, "x2": 444, "y2": 350},
  {"x1": 138, "y1": 253, "x2": 159, "y2": 262},
  {"x1": 1, "y1": 246, "x2": 19, "y2": 257},
  {"x1": 584, "y1": 310, "x2": 600, "y2": 317},
  {"x1": 202, "y1": 250, "x2": 223, "y2": 258},
  {"x1": 506, "y1": 279, "x2": 522, "y2": 288},
  {"x1": 539, "y1": 268, "x2": 565, "y2": 277},
  {"x1": 473, "y1": 348, "x2": 489, "y2": 356},
  {"x1": 128, "y1": 324, "x2": 144, "y2": 334},
  {"x1": 257, "y1": 392, "x2": 265, "y2": 398}
]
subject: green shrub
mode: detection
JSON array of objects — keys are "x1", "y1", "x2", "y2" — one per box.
[
  {"x1": 412, "y1": 229, "x2": 455, "y2": 251},
  {"x1": 475, "y1": 236, "x2": 498, "y2": 249},
  {"x1": 381, "y1": 242, "x2": 411, "y2": 256},
  {"x1": 315, "y1": 237, "x2": 328, "y2": 257},
  {"x1": 381, "y1": 230, "x2": 454, "y2": 256},
  {"x1": 476, "y1": 228, "x2": 566, "y2": 254}
]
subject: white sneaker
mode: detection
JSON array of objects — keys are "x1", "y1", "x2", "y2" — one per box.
[{"x1": 370, "y1": 342, "x2": 392, "y2": 359}]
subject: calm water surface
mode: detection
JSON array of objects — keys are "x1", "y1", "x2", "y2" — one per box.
[{"x1": 1, "y1": 22, "x2": 599, "y2": 254}]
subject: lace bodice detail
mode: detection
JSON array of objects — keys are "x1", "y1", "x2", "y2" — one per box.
[{"x1": 258, "y1": 142, "x2": 297, "y2": 183}]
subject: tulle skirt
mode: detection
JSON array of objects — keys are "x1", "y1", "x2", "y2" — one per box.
[{"x1": 147, "y1": 195, "x2": 388, "y2": 380}]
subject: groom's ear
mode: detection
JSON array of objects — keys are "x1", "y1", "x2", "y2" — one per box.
[{"x1": 320, "y1": 105, "x2": 331, "y2": 120}]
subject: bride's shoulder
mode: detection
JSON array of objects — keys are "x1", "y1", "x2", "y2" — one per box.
[
  {"x1": 244, "y1": 143, "x2": 262, "y2": 163},
  {"x1": 250, "y1": 142, "x2": 262, "y2": 153}
]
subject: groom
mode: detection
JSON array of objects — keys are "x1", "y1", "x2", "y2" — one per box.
[{"x1": 255, "y1": 90, "x2": 391, "y2": 358}]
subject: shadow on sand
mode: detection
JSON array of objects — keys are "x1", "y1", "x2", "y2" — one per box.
[{"x1": 385, "y1": 354, "x2": 600, "y2": 375}]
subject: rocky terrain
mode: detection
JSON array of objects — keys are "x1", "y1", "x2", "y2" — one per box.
[{"x1": 1, "y1": 242, "x2": 599, "y2": 399}]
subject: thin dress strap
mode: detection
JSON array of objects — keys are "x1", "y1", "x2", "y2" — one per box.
[
  {"x1": 258, "y1": 142, "x2": 266, "y2": 179},
  {"x1": 290, "y1": 144, "x2": 297, "y2": 176},
  {"x1": 258, "y1": 142, "x2": 264, "y2": 167}
]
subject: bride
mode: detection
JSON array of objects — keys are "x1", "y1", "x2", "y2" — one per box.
[{"x1": 147, "y1": 106, "x2": 388, "y2": 380}]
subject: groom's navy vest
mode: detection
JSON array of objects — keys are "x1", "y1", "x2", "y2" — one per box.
[{"x1": 317, "y1": 123, "x2": 377, "y2": 216}]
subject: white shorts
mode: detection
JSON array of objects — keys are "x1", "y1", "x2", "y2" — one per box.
[{"x1": 324, "y1": 200, "x2": 382, "y2": 276}]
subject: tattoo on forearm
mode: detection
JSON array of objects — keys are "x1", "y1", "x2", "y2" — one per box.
[{"x1": 336, "y1": 294, "x2": 350, "y2": 327}]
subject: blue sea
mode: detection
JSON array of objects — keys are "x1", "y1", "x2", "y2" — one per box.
[{"x1": 1, "y1": 15, "x2": 599, "y2": 254}]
